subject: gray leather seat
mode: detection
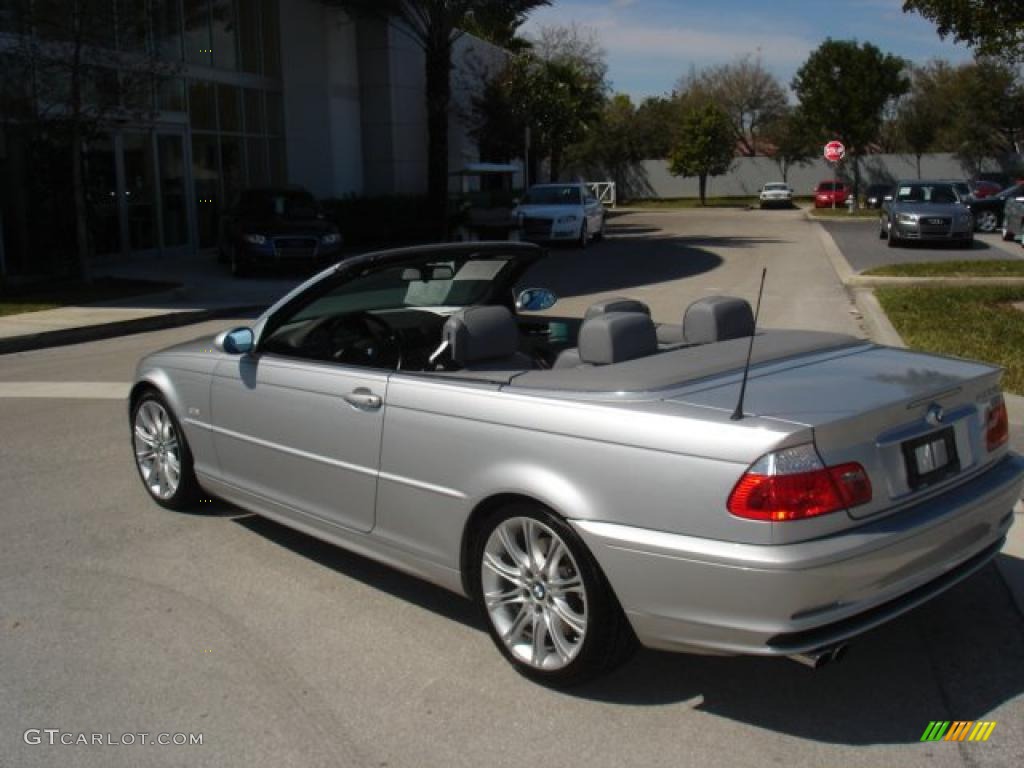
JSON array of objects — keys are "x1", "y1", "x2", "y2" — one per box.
[
  {"x1": 555, "y1": 312, "x2": 657, "y2": 368},
  {"x1": 554, "y1": 297, "x2": 652, "y2": 368},
  {"x1": 442, "y1": 305, "x2": 534, "y2": 371},
  {"x1": 656, "y1": 296, "x2": 754, "y2": 346}
]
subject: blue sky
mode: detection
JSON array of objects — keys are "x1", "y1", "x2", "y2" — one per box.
[{"x1": 520, "y1": 0, "x2": 975, "y2": 100}]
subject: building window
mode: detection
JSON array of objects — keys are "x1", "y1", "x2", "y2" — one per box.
[
  {"x1": 188, "y1": 80, "x2": 217, "y2": 129},
  {"x1": 210, "y1": 0, "x2": 238, "y2": 71},
  {"x1": 183, "y1": 0, "x2": 211, "y2": 65},
  {"x1": 152, "y1": 0, "x2": 184, "y2": 60}
]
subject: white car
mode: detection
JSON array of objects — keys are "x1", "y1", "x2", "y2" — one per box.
[
  {"x1": 515, "y1": 183, "x2": 606, "y2": 247},
  {"x1": 759, "y1": 182, "x2": 794, "y2": 208}
]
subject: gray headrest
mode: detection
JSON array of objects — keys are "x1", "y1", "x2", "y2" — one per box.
[
  {"x1": 584, "y1": 297, "x2": 651, "y2": 321},
  {"x1": 578, "y1": 312, "x2": 657, "y2": 365},
  {"x1": 443, "y1": 305, "x2": 519, "y2": 363},
  {"x1": 683, "y1": 296, "x2": 754, "y2": 344}
]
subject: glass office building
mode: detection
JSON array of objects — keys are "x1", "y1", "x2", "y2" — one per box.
[
  {"x1": 0, "y1": 0, "x2": 501, "y2": 276},
  {"x1": 0, "y1": 0, "x2": 286, "y2": 272}
]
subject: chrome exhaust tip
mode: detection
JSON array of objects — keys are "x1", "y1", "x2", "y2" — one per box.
[{"x1": 789, "y1": 644, "x2": 848, "y2": 669}]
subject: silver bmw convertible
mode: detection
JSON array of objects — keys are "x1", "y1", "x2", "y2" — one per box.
[{"x1": 131, "y1": 242, "x2": 1023, "y2": 685}]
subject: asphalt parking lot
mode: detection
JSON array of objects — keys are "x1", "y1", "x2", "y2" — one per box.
[
  {"x1": 2, "y1": 209, "x2": 1022, "y2": 768},
  {"x1": 821, "y1": 217, "x2": 1024, "y2": 273}
]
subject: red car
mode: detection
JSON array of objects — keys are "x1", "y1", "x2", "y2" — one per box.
[
  {"x1": 814, "y1": 180, "x2": 849, "y2": 208},
  {"x1": 969, "y1": 180, "x2": 1003, "y2": 199}
]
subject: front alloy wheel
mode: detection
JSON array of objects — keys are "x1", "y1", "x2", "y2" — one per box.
[
  {"x1": 475, "y1": 505, "x2": 635, "y2": 685},
  {"x1": 976, "y1": 210, "x2": 998, "y2": 233},
  {"x1": 132, "y1": 392, "x2": 199, "y2": 510}
]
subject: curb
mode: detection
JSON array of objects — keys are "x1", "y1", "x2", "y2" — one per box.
[{"x1": 0, "y1": 305, "x2": 266, "y2": 355}]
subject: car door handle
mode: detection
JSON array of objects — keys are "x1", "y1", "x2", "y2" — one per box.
[{"x1": 343, "y1": 388, "x2": 383, "y2": 411}]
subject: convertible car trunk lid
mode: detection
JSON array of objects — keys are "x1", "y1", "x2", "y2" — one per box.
[{"x1": 668, "y1": 344, "x2": 1006, "y2": 520}]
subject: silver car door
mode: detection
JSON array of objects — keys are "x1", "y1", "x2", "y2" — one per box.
[{"x1": 210, "y1": 354, "x2": 386, "y2": 533}]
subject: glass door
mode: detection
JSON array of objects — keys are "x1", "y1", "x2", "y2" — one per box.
[
  {"x1": 156, "y1": 132, "x2": 190, "y2": 252},
  {"x1": 123, "y1": 132, "x2": 157, "y2": 251}
]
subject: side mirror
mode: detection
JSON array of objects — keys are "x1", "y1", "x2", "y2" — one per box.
[
  {"x1": 516, "y1": 288, "x2": 558, "y2": 312},
  {"x1": 214, "y1": 327, "x2": 255, "y2": 355}
]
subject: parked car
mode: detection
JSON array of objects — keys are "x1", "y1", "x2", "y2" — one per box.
[
  {"x1": 758, "y1": 182, "x2": 793, "y2": 208},
  {"x1": 813, "y1": 180, "x2": 849, "y2": 208},
  {"x1": 863, "y1": 183, "x2": 893, "y2": 209},
  {"x1": 514, "y1": 183, "x2": 606, "y2": 247},
  {"x1": 218, "y1": 186, "x2": 343, "y2": 277},
  {"x1": 972, "y1": 173, "x2": 1011, "y2": 195},
  {"x1": 130, "y1": 241, "x2": 1022, "y2": 685},
  {"x1": 879, "y1": 180, "x2": 973, "y2": 247},
  {"x1": 967, "y1": 183, "x2": 1024, "y2": 233},
  {"x1": 1002, "y1": 190, "x2": 1024, "y2": 243}
]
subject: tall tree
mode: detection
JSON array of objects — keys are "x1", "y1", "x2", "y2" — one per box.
[
  {"x1": 793, "y1": 39, "x2": 908, "y2": 197},
  {"x1": 633, "y1": 96, "x2": 679, "y2": 159},
  {"x1": 668, "y1": 103, "x2": 735, "y2": 205},
  {"x1": 569, "y1": 94, "x2": 641, "y2": 196},
  {"x1": 679, "y1": 56, "x2": 788, "y2": 156},
  {"x1": 903, "y1": 0, "x2": 1024, "y2": 62},
  {"x1": 763, "y1": 108, "x2": 818, "y2": 182},
  {"x1": 321, "y1": 1, "x2": 550, "y2": 229}
]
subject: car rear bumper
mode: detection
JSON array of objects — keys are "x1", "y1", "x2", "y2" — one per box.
[{"x1": 573, "y1": 453, "x2": 1023, "y2": 656}]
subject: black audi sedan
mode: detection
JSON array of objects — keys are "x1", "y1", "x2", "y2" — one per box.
[
  {"x1": 218, "y1": 187, "x2": 343, "y2": 277},
  {"x1": 966, "y1": 183, "x2": 1023, "y2": 233}
]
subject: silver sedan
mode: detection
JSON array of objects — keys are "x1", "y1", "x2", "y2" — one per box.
[
  {"x1": 131, "y1": 242, "x2": 1022, "y2": 685},
  {"x1": 879, "y1": 180, "x2": 974, "y2": 247}
]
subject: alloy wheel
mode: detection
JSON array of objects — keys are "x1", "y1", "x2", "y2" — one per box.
[
  {"x1": 976, "y1": 211, "x2": 998, "y2": 232},
  {"x1": 133, "y1": 400, "x2": 182, "y2": 500},
  {"x1": 481, "y1": 516, "x2": 588, "y2": 671}
]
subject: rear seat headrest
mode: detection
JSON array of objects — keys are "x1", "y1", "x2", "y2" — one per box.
[
  {"x1": 683, "y1": 296, "x2": 754, "y2": 345},
  {"x1": 443, "y1": 305, "x2": 519, "y2": 363},
  {"x1": 584, "y1": 297, "x2": 651, "y2": 321},
  {"x1": 578, "y1": 312, "x2": 657, "y2": 365}
]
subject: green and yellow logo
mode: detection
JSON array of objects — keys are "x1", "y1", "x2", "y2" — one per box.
[{"x1": 920, "y1": 721, "x2": 996, "y2": 742}]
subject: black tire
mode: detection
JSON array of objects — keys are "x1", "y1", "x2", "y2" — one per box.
[
  {"x1": 878, "y1": 220, "x2": 887, "y2": 239},
  {"x1": 577, "y1": 221, "x2": 588, "y2": 249},
  {"x1": 887, "y1": 225, "x2": 900, "y2": 248},
  {"x1": 229, "y1": 246, "x2": 250, "y2": 278},
  {"x1": 1001, "y1": 225, "x2": 1014, "y2": 242},
  {"x1": 131, "y1": 390, "x2": 201, "y2": 511},
  {"x1": 593, "y1": 215, "x2": 606, "y2": 241},
  {"x1": 471, "y1": 501, "x2": 636, "y2": 687}
]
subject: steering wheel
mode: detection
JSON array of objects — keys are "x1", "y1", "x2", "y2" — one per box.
[{"x1": 298, "y1": 312, "x2": 401, "y2": 368}]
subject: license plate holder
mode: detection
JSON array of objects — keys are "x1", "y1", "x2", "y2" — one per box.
[{"x1": 902, "y1": 427, "x2": 959, "y2": 491}]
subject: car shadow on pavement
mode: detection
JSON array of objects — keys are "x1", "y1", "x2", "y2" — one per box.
[
  {"x1": 232, "y1": 513, "x2": 481, "y2": 629},
  {"x1": 571, "y1": 561, "x2": 1024, "y2": 745},
  {"x1": 230, "y1": 506, "x2": 1024, "y2": 746}
]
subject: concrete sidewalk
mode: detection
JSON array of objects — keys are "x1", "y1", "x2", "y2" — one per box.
[{"x1": 0, "y1": 251, "x2": 302, "y2": 353}]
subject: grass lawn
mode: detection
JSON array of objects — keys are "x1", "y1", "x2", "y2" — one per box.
[
  {"x1": 0, "y1": 277, "x2": 178, "y2": 318},
  {"x1": 875, "y1": 285, "x2": 1024, "y2": 394},
  {"x1": 864, "y1": 260, "x2": 1024, "y2": 278}
]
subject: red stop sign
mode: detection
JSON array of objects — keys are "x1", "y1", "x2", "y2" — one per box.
[{"x1": 824, "y1": 141, "x2": 846, "y2": 163}]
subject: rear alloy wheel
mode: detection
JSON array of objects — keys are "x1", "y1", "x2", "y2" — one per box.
[
  {"x1": 975, "y1": 210, "x2": 998, "y2": 233},
  {"x1": 132, "y1": 392, "x2": 200, "y2": 510},
  {"x1": 475, "y1": 504, "x2": 635, "y2": 686}
]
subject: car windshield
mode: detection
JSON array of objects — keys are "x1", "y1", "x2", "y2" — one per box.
[
  {"x1": 818, "y1": 182, "x2": 843, "y2": 191},
  {"x1": 522, "y1": 186, "x2": 582, "y2": 205},
  {"x1": 895, "y1": 183, "x2": 959, "y2": 204},
  {"x1": 764, "y1": 183, "x2": 788, "y2": 190},
  {"x1": 248, "y1": 190, "x2": 317, "y2": 218}
]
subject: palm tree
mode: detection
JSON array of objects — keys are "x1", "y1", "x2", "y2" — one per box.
[{"x1": 320, "y1": 1, "x2": 550, "y2": 231}]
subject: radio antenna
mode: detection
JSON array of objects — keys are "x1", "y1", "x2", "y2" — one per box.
[{"x1": 731, "y1": 268, "x2": 767, "y2": 422}]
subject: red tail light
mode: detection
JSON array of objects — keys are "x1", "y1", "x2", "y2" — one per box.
[
  {"x1": 727, "y1": 445, "x2": 872, "y2": 522},
  {"x1": 986, "y1": 397, "x2": 1009, "y2": 451}
]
